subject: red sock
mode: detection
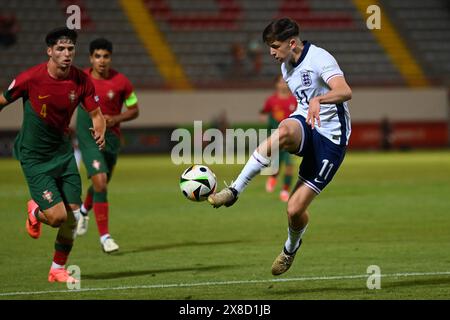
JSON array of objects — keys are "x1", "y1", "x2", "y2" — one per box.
[
  {"x1": 53, "y1": 251, "x2": 69, "y2": 266},
  {"x1": 94, "y1": 202, "x2": 109, "y2": 236},
  {"x1": 83, "y1": 189, "x2": 94, "y2": 211},
  {"x1": 53, "y1": 242, "x2": 72, "y2": 266}
]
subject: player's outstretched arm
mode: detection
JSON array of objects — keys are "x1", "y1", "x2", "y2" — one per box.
[
  {"x1": 306, "y1": 76, "x2": 352, "y2": 129},
  {"x1": 317, "y1": 76, "x2": 352, "y2": 104},
  {"x1": 89, "y1": 107, "x2": 106, "y2": 150}
]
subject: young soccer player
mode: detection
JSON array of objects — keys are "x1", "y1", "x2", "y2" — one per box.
[
  {"x1": 76, "y1": 38, "x2": 139, "y2": 253},
  {"x1": 260, "y1": 74, "x2": 297, "y2": 202},
  {"x1": 208, "y1": 18, "x2": 352, "y2": 275},
  {"x1": 0, "y1": 27, "x2": 106, "y2": 282}
]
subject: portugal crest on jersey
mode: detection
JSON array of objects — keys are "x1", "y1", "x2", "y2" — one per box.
[
  {"x1": 107, "y1": 90, "x2": 115, "y2": 100},
  {"x1": 69, "y1": 90, "x2": 77, "y2": 103},
  {"x1": 300, "y1": 71, "x2": 312, "y2": 87}
]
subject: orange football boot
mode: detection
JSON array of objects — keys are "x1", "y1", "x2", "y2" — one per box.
[
  {"x1": 279, "y1": 190, "x2": 290, "y2": 202},
  {"x1": 26, "y1": 200, "x2": 41, "y2": 239},
  {"x1": 48, "y1": 268, "x2": 79, "y2": 283},
  {"x1": 265, "y1": 176, "x2": 277, "y2": 193}
]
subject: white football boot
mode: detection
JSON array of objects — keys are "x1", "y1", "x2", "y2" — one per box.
[
  {"x1": 76, "y1": 215, "x2": 89, "y2": 236},
  {"x1": 271, "y1": 240, "x2": 303, "y2": 276},
  {"x1": 102, "y1": 237, "x2": 119, "y2": 253},
  {"x1": 207, "y1": 187, "x2": 238, "y2": 208}
]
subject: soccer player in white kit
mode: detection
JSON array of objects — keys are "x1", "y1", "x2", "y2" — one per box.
[{"x1": 208, "y1": 18, "x2": 352, "y2": 275}]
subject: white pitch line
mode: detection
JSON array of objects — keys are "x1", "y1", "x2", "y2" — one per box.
[{"x1": 1, "y1": 271, "x2": 449, "y2": 297}]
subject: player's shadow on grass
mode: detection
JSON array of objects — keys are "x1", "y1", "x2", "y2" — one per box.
[
  {"x1": 113, "y1": 239, "x2": 246, "y2": 256},
  {"x1": 82, "y1": 265, "x2": 237, "y2": 280},
  {"x1": 269, "y1": 276, "x2": 450, "y2": 295}
]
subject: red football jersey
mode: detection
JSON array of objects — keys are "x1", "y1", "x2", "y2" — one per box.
[
  {"x1": 261, "y1": 93, "x2": 297, "y2": 123},
  {"x1": 84, "y1": 68, "x2": 134, "y2": 136},
  {"x1": 5, "y1": 62, "x2": 99, "y2": 133}
]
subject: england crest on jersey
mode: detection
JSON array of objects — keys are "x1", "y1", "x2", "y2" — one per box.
[{"x1": 300, "y1": 71, "x2": 312, "y2": 87}]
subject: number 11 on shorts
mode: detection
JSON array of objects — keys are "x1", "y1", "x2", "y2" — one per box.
[{"x1": 318, "y1": 159, "x2": 334, "y2": 181}]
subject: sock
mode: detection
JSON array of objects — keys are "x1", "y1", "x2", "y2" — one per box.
[
  {"x1": 80, "y1": 204, "x2": 89, "y2": 216},
  {"x1": 232, "y1": 150, "x2": 270, "y2": 193},
  {"x1": 100, "y1": 233, "x2": 111, "y2": 244},
  {"x1": 51, "y1": 262, "x2": 64, "y2": 269},
  {"x1": 93, "y1": 191, "x2": 109, "y2": 237},
  {"x1": 52, "y1": 242, "x2": 73, "y2": 269},
  {"x1": 284, "y1": 225, "x2": 308, "y2": 254},
  {"x1": 72, "y1": 209, "x2": 81, "y2": 236},
  {"x1": 283, "y1": 175, "x2": 293, "y2": 191},
  {"x1": 52, "y1": 208, "x2": 79, "y2": 269},
  {"x1": 83, "y1": 186, "x2": 94, "y2": 213}
]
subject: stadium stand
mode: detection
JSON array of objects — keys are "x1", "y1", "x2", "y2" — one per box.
[
  {"x1": 0, "y1": 12, "x2": 18, "y2": 47},
  {"x1": 0, "y1": 0, "x2": 448, "y2": 88},
  {"x1": 0, "y1": 0, "x2": 162, "y2": 88},
  {"x1": 380, "y1": 0, "x2": 450, "y2": 86},
  {"x1": 145, "y1": 0, "x2": 405, "y2": 87}
]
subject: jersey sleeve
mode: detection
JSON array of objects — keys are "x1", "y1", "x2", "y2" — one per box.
[
  {"x1": 315, "y1": 49, "x2": 344, "y2": 84},
  {"x1": 81, "y1": 75, "x2": 100, "y2": 112},
  {"x1": 2, "y1": 71, "x2": 29, "y2": 104},
  {"x1": 122, "y1": 76, "x2": 138, "y2": 108}
]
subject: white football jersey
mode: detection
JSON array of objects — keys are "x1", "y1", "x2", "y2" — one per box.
[{"x1": 281, "y1": 42, "x2": 351, "y2": 146}]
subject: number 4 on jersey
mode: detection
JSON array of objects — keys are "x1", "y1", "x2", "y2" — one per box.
[{"x1": 40, "y1": 104, "x2": 47, "y2": 118}]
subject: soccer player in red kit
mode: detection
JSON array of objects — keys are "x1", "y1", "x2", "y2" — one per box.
[
  {"x1": 76, "y1": 38, "x2": 139, "y2": 253},
  {"x1": 0, "y1": 27, "x2": 106, "y2": 282},
  {"x1": 260, "y1": 75, "x2": 297, "y2": 202}
]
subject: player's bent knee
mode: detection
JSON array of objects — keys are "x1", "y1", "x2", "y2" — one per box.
[
  {"x1": 42, "y1": 202, "x2": 68, "y2": 227},
  {"x1": 47, "y1": 211, "x2": 68, "y2": 228},
  {"x1": 278, "y1": 121, "x2": 301, "y2": 152},
  {"x1": 92, "y1": 173, "x2": 108, "y2": 193},
  {"x1": 48, "y1": 215, "x2": 67, "y2": 228},
  {"x1": 286, "y1": 200, "x2": 307, "y2": 219},
  {"x1": 92, "y1": 181, "x2": 107, "y2": 192},
  {"x1": 277, "y1": 125, "x2": 289, "y2": 143}
]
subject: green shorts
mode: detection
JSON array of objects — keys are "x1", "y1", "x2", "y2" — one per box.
[
  {"x1": 80, "y1": 147, "x2": 118, "y2": 178},
  {"x1": 21, "y1": 153, "x2": 81, "y2": 210},
  {"x1": 76, "y1": 106, "x2": 121, "y2": 178}
]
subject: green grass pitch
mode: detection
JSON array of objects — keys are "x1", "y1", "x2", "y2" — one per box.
[{"x1": 0, "y1": 151, "x2": 449, "y2": 299}]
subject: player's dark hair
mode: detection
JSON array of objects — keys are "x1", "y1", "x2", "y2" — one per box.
[
  {"x1": 262, "y1": 18, "x2": 300, "y2": 45},
  {"x1": 45, "y1": 27, "x2": 77, "y2": 46},
  {"x1": 89, "y1": 38, "x2": 113, "y2": 55}
]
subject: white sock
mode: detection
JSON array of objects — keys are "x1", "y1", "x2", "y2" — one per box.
[
  {"x1": 72, "y1": 209, "x2": 81, "y2": 222},
  {"x1": 80, "y1": 204, "x2": 88, "y2": 216},
  {"x1": 232, "y1": 150, "x2": 270, "y2": 193},
  {"x1": 100, "y1": 234, "x2": 110, "y2": 244},
  {"x1": 284, "y1": 225, "x2": 308, "y2": 254},
  {"x1": 51, "y1": 262, "x2": 64, "y2": 269},
  {"x1": 72, "y1": 209, "x2": 81, "y2": 239}
]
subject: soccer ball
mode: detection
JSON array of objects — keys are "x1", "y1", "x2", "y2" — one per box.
[{"x1": 180, "y1": 165, "x2": 217, "y2": 202}]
